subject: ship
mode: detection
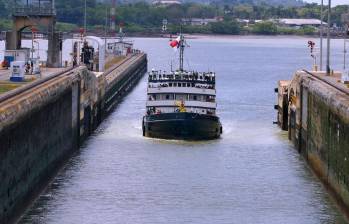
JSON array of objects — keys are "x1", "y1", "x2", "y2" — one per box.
[{"x1": 142, "y1": 34, "x2": 222, "y2": 140}]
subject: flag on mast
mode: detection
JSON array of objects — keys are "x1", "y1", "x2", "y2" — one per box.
[{"x1": 170, "y1": 36, "x2": 181, "y2": 49}]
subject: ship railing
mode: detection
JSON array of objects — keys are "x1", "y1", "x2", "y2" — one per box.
[
  {"x1": 148, "y1": 84, "x2": 215, "y2": 90},
  {"x1": 146, "y1": 98, "x2": 216, "y2": 103},
  {"x1": 14, "y1": 6, "x2": 56, "y2": 16},
  {"x1": 149, "y1": 77, "x2": 215, "y2": 82},
  {"x1": 146, "y1": 110, "x2": 216, "y2": 116}
]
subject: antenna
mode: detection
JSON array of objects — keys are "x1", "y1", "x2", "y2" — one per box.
[
  {"x1": 179, "y1": 34, "x2": 184, "y2": 71},
  {"x1": 179, "y1": 25, "x2": 185, "y2": 71}
]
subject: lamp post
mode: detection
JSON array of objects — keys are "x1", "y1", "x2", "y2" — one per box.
[
  {"x1": 326, "y1": 0, "x2": 331, "y2": 75},
  {"x1": 105, "y1": 0, "x2": 108, "y2": 55},
  {"x1": 320, "y1": 0, "x2": 323, "y2": 71},
  {"x1": 34, "y1": 40, "x2": 40, "y2": 59}
]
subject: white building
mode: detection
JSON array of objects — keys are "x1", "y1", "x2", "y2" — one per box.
[
  {"x1": 152, "y1": 0, "x2": 181, "y2": 6},
  {"x1": 278, "y1": 19, "x2": 327, "y2": 28},
  {"x1": 107, "y1": 41, "x2": 133, "y2": 56},
  {"x1": 181, "y1": 17, "x2": 223, "y2": 26}
]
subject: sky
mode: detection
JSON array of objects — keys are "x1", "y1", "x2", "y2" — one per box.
[{"x1": 305, "y1": 0, "x2": 347, "y2": 6}]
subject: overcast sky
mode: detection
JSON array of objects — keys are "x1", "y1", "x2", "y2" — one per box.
[{"x1": 304, "y1": 0, "x2": 347, "y2": 6}]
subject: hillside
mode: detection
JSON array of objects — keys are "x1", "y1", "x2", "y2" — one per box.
[{"x1": 2, "y1": 0, "x2": 347, "y2": 35}]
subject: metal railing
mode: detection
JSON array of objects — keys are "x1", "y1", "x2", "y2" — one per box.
[
  {"x1": 13, "y1": 6, "x2": 55, "y2": 16},
  {"x1": 302, "y1": 70, "x2": 349, "y2": 96}
]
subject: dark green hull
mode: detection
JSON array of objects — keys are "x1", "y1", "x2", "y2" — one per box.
[{"x1": 142, "y1": 112, "x2": 222, "y2": 140}]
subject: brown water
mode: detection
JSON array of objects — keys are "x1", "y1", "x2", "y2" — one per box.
[{"x1": 15, "y1": 36, "x2": 348, "y2": 224}]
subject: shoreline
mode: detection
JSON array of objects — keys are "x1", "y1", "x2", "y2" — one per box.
[
  {"x1": 125, "y1": 33, "x2": 344, "y2": 40},
  {"x1": 0, "y1": 30, "x2": 344, "y2": 40}
]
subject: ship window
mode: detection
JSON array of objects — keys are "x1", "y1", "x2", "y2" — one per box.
[
  {"x1": 169, "y1": 83, "x2": 172, "y2": 87},
  {"x1": 178, "y1": 83, "x2": 182, "y2": 87},
  {"x1": 192, "y1": 83, "x2": 195, "y2": 87},
  {"x1": 193, "y1": 95, "x2": 197, "y2": 101},
  {"x1": 174, "y1": 83, "x2": 177, "y2": 87},
  {"x1": 166, "y1": 95, "x2": 170, "y2": 100}
]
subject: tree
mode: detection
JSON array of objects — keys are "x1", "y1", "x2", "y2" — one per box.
[
  {"x1": 210, "y1": 21, "x2": 240, "y2": 34},
  {"x1": 252, "y1": 21, "x2": 277, "y2": 34}
]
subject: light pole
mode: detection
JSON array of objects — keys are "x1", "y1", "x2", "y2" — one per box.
[
  {"x1": 31, "y1": 31, "x2": 34, "y2": 60},
  {"x1": 326, "y1": 0, "x2": 331, "y2": 75},
  {"x1": 320, "y1": 0, "x2": 323, "y2": 71},
  {"x1": 34, "y1": 40, "x2": 40, "y2": 59},
  {"x1": 104, "y1": 0, "x2": 108, "y2": 54}
]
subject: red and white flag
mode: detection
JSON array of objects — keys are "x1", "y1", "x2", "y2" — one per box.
[{"x1": 170, "y1": 36, "x2": 181, "y2": 49}]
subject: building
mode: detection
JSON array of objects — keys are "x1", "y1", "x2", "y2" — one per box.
[
  {"x1": 14, "y1": 0, "x2": 56, "y2": 16},
  {"x1": 181, "y1": 17, "x2": 223, "y2": 26},
  {"x1": 152, "y1": 0, "x2": 182, "y2": 6},
  {"x1": 278, "y1": 19, "x2": 327, "y2": 29},
  {"x1": 107, "y1": 41, "x2": 134, "y2": 56},
  {"x1": 236, "y1": 19, "x2": 250, "y2": 26}
]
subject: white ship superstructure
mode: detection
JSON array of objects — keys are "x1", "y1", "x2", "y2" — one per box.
[
  {"x1": 142, "y1": 33, "x2": 222, "y2": 140},
  {"x1": 146, "y1": 70, "x2": 217, "y2": 115}
]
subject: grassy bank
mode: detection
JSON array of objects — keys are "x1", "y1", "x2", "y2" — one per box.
[{"x1": 0, "y1": 82, "x2": 21, "y2": 94}]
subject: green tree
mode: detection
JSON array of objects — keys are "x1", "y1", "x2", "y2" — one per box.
[
  {"x1": 210, "y1": 21, "x2": 240, "y2": 34},
  {"x1": 252, "y1": 21, "x2": 277, "y2": 34}
]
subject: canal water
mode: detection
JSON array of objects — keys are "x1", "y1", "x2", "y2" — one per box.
[{"x1": 9, "y1": 36, "x2": 349, "y2": 223}]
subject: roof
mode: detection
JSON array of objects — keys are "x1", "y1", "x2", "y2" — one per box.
[
  {"x1": 152, "y1": 0, "x2": 181, "y2": 5},
  {"x1": 109, "y1": 41, "x2": 133, "y2": 46},
  {"x1": 182, "y1": 18, "x2": 219, "y2": 23},
  {"x1": 279, "y1": 19, "x2": 327, "y2": 26}
]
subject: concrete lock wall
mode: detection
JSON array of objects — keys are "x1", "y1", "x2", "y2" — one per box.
[
  {"x1": 0, "y1": 90, "x2": 76, "y2": 222},
  {"x1": 0, "y1": 54, "x2": 147, "y2": 223},
  {"x1": 104, "y1": 54, "x2": 147, "y2": 113},
  {"x1": 305, "y1": 81, "x2": 349, "y2": 208},
  {"x1": 280, "y1": 71, "x2": 349, "y2": 210}
]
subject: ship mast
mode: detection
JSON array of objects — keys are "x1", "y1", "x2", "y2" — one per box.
[{"x1": 179, "y1": 34, "x2": 184, "y2": 71}]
